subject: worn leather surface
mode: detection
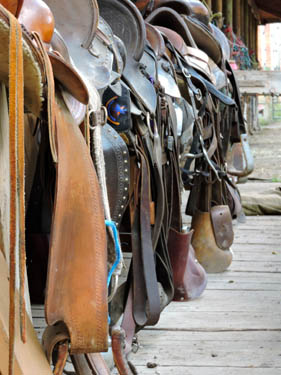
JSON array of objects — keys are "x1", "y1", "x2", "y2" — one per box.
[
  {"x1": 210, "y1": 205, "x2": 234, "y2": 250},
  {"x1": 18, "y1": 0, "x2": 55, "y2": 43},
  {"x1": 102, "y1": 124, "x2": 130, "y2": 225},
  {"x1": 0, "y1": 0, "x2": 23, "y2": 16},
  {"x1": 191, "y1": 210, "x2": 233, "y2": 273},
  {"x1": 145, "y1": 22, "x2": 166, "y2": 57},
  {"x1": 168, "y1": 228, "x2": 207, "y2": 301},
  {"x1": 45, "y1": 99, "x2": 108, "y2": 353},
  {"x1": 45, "y1": 0, "x2": 119, "y2": 92}
]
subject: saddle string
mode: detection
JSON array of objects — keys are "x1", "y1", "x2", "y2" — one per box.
[
  {"x1": 89, "y1": 106, "x2": 123, "y2": 299},
  {"x1": 8, "y1": 10, "x2": 25, "y2": 375}
]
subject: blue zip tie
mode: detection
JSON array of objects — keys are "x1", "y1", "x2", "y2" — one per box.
[{"x1": 105, "y1": 220, "x2": 122, "y2": 289}]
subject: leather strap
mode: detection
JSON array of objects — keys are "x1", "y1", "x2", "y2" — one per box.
[
  {"x1": 42, "y1": 323, "x2": 70, "y2": 375},
  {"x1": 131, "y1": 147, "x2": 161, "y2": 327},
  {"x1": 7, "y1": 11, "x2": 25, "y2": 375}
]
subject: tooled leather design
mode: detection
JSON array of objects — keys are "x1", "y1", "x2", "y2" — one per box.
[{"x1": 102, "y1": 124, "x2": 130, "y2": 226}]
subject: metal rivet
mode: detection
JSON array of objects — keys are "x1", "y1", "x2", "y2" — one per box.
[
  {"x1": 124, "y1": 187, "x2": 128, "y2": 191},
  {"x1": 124, "y1": 160, "x2": 128, "y2": 163},
  {"x1": 125, "y1": 178, "x2": 128, "y2": 182},
  {"x1": 123, "y1": 151, "x2": 127, "y2": 155},
  {"x1": 123, "y1": 196, "x2": 126, "y2": 200},
  {"x1": 124, "y1": 169, "x2": 128, "y2": 172},
  {"x1": 118, "y1": 214, "x2": 122, "y2": 217},
  {"x1": 114, "y1": 135, "x2": 118, "y2": 139},
  {"x1": 121, "y1": 205, "x2": 124, "y2": 209}
]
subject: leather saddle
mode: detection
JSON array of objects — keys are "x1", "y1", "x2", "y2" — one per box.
[
  {"x1": 44, "y1": 0, "x2": 124, "y2": 96},
  {"x1": 137, "y1": 0, "x2": 223, "y2": 66},
  {"x1": 97, "y1": 0, "x2": 157, "y2": 114},
  {"x1": 2, "y1": 0, "x2": 110, "y2": 369}
]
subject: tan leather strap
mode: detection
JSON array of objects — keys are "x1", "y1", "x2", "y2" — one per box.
[{"x1": 7, "y1": 10, "x2": 25, "y2": 375}]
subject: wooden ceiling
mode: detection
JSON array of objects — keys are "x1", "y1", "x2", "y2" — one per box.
[{"x1": 255, "y1": 0, "x2": 281, "y2": 24}]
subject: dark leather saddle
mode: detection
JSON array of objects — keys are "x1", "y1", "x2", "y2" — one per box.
[{"x1": 97, "y1": 0, "x2": 157, "y2": 114}]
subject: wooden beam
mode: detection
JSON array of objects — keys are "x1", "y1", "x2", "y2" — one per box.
[{"x1": 225, "y1": 0, "x2": 233, "y2": 28}]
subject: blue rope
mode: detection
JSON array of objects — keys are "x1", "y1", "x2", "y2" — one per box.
[{"x1": 105, "y1": 220, "x2": 122, "y2": 289}]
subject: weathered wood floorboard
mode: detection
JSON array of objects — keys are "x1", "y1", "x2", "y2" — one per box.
[{"x1": 130, "y1": 215, "x2": 281, "y2": 374}]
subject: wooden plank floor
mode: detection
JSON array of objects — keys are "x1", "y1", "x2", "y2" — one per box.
[{"x1": 129, "y1": 214, "x2": 281, "y2": 374}]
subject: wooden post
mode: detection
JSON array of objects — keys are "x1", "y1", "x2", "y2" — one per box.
[
  {"x1": 244, "y1": 0, "x2": 249, "y2": 47},
  {"x1": 234, "y1": 0, "x2": 241, "y2": 36},
  {"x1": 205, "y1": 0, "x2": 212, "y2": 11},
  {"x1": 225, "y1": 0, "x2": 233, "y2": 28},
  {"x1": 241, "y1": 0, "x2": 245, "y2": 41},
  {"x1": 213, "y1": 0, "x2": 222, "y2": 14},
  {"x1": 255, "y1": 19, "x2": 259, "y2": 59},
  {"x1": 249, "y1": 10, "x2": 253, "y2": 52}
]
